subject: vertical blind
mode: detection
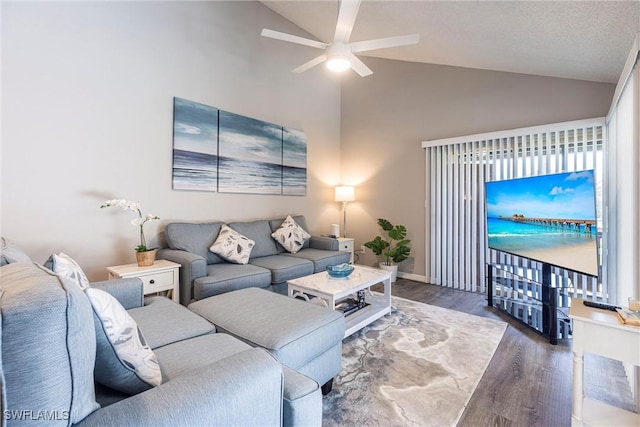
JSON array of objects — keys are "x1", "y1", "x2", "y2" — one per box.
[{"x1": 422, "y1": 118, "x2": 606, "y2": 300}]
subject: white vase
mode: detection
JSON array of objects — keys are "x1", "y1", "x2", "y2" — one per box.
[{"x1": 379, "y1": 262, "x2": 398, "y2": 283}]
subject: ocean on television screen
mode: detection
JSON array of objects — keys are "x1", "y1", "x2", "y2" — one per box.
[
  {"x1": 487, "y1": 217, "x2": 596, "y2": 236},
  {"x1": 489, "y1": 232, "x2": 594, "y2": 252}
]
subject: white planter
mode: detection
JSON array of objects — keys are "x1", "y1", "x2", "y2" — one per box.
[{"x1": 379, "y1": 262, "x2": 398, "y2": 283}]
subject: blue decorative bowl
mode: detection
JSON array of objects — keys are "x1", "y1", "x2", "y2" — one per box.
[{"x1": 326, "y1": 263, "x2": 355, "y2": 278}]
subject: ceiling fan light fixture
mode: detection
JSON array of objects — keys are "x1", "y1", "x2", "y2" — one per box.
[
  {"x1": 325, "y1": 42, "x2": 352, "y2": 72},
  {"x1": 260, "y1": 0, "x2": 419, "y2": 78},
  {"x1": 326, "y1": 56, "x2": 351, "y2": 72}
]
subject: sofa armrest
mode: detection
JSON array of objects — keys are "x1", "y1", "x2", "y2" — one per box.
[
  {"x1": 91, "y1": 278, "x2": 144, "y2": 309},
  {"x1": 309, "y1": 236, "x2": 339, "y2": 251},
  {"x1": 77, "y1": 348, "x2": 283, "y2": 427},
  {"x1": 157, "y1": 249, "x2": 207, "y2": 306}
]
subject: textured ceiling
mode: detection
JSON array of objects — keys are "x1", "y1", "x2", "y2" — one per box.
[{"x1": 260, "y1": 0, "x2": 640, "y2": 83}]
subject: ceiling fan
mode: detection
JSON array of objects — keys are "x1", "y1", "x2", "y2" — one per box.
[{"x1": 261, "y1": 0, "x2": 419, "y2": 77}]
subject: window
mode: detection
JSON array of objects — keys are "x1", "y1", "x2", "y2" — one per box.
[{"x1": 422, "y1": 119, "x2": 606, "y2": 300}]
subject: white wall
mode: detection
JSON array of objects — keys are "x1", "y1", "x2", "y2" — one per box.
[
  {"x1": 1, "y1": 1, "x2": 342, "y2": 279},
  {"x1": 341, "y1": 57, "x2": 615, "y2": 279}
]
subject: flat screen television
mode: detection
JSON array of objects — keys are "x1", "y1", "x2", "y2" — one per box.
[{"x1": 485, "y1": 170, "x2": 598, "y2": 277}]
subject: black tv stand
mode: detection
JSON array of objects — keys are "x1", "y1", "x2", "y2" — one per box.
[{"x1": 487, "y1": 262, "x2": 572, "y2": 344}]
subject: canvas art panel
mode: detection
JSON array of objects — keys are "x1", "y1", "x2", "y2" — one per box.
[
  {"x1": 218, "y1": 110, "x2": 283, "y2": 195},
  {"x1": 282, "y1": 127, "x2": 307, "y2": 195},
  {"x1": 172, "y1": 97, "x2": 218, "y2": 191}
]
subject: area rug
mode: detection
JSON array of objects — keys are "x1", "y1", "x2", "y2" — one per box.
[{"x1": 323, "y1": 295, "x2": 507, "y2": 427}]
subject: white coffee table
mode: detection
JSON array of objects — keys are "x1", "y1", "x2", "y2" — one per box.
[{"x1": 287, "y1": 265, "x2": 392, "y2": 338}]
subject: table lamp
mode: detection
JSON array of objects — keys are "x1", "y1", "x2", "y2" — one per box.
[{"x1": 334, "y1": 186, "x2": 355, "y2": 237}]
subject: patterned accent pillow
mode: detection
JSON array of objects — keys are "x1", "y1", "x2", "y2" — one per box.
[
  {"x1": 0, "y1": 237, "x2": 32, "y2": 265},
  {"x1": 271, "y1": 215, "x2": 311, "y2": 254},
  {"x1": 47, "y1": 252, "x2": 91, "y2": 290},
  {"x1": 87, "y1": 288, "x2": 162, "y2": 394},
  {"x1": 210, "y1": 224, "x2": 255, "y2": 265}
]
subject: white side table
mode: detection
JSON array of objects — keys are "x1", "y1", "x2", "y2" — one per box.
[
  {"x1": 569, "y1": 298, "x2": 640, "y2": 426},
  {"x1": 107, "y1": 260, "x2": 181, "y2": 303},
  {"x1": 337, "y1": 237, "x2": 355, "y2": 263}
]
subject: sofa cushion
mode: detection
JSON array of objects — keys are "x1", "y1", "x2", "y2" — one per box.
[
  {"x1": 47, "y1": 252, "x2": 91, "y2": 290},
  {"x1": 165, "y1": 221, "x2": 226, "y2": 265},
  {"x1": 0, "y1": 263, "x2": 99, "y2": 424},
  {"x1": 128, "y1": 296, "x2": 215, "y2": 349},
  {"x1": 285, "y1": 248, "x2": 351, "y2": 273},
  {"x1": 88, "y1": 288, "x2": 162, "y2": 394},
  {"x1": 210, "y1": 224, "x2": 255, "y2": 264},
  {"x1": 189, "y1": 288, "x2": 345, "y2": 371},
  {"x1": 228, "y1": 220, "x2": 280, "y2": 259},
  {"x1": 0, "y1": 237, "x2": 32, "y2": 265},
  {"x1": 271, "y1": 215, "x2": 311, "y2": 254},
  {"x1": 154, "y1": 333, "x2": 253, "y2": 381},
  {"x1": 193, "y1": 263, "x2": 272, "y2": 300},
  {"x1": 249, "y1": 255, "x2": 314, "y2": 284}
]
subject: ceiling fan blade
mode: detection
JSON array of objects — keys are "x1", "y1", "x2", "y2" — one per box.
[
  {"x1": 333, "y1": 0, "x2": 361, "y2": 44},
  {"x1": 350, "y1": 34, "x2": 420, "y2": 53},
  {"x1": 349, "y1": 54, "x2": 373, "y2": 77},
  {"x1": 292, "y1": 54, "x2": 328, "y2": 73},
  {"x1": 261, "y1": 29, "x2": 328, "y2": 50}
]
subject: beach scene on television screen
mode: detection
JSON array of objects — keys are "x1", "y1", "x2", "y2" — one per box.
[{"x1": 485, "y1": 170, "x2": 598, "y2": 276}]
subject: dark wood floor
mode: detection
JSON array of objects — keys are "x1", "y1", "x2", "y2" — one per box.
[{"x1": 371, "y1": 278, "x2": 634, "y2": 427}]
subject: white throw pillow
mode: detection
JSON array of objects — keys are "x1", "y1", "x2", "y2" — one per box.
[
  {"x1": 271, "y1": 215, "x2": 311, "y2": 254},
  {"x1": 87, "y1": 288, "x2": 162, "y2": 394},
  {"x1": 48, "y1": 252, "x2": 161, "y2": 394},
  {"x1": 210, "y1": 224, "x2": 255, "y2": 264},
  {"x1": 49, "y1": 252, "x2": 91, "y2": 290},
  {"x1": 0, "y1": 237, "x2": 32, "y2": 265}
]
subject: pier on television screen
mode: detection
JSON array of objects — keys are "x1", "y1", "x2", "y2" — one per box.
[{"x1": 485, "y1": 170, "x2": 598, "y2": 277}]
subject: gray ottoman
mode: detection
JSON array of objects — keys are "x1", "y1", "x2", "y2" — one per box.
[{"x1": 189, "y1": 287, "x2": 345, "y2": 394}]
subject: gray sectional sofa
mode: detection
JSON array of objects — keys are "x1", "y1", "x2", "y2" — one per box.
[
  {"x1": 1, "y1": 262, "x2": 284, "y2": 426},
  {"x1": 158, "y1": 215, "x2": 350, "y2": 305},
  {"x1": 1, "y1": 238, "x2": 346, "y2": 426}
]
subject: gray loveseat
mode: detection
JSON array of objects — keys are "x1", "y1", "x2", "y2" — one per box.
[
  {"x1": 158, "y1": 215, "x2": 350, "y2": 305},
  {"x1": 1, "y1": 257, "x2": 338, "y2": 426}
]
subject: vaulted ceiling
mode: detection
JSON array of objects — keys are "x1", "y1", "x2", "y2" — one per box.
[{"x1": 261, "y1": 0, "x2": 640, "y2": 83}]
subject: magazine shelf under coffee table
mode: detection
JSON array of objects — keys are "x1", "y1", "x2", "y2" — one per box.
[
  {"x1": 287, "y1": 266, "x2": 392, "y2": 338},
  {"x1": 340, "y1": 293, "x2": 389, "y2": 337}
]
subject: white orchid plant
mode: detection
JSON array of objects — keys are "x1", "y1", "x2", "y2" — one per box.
[{"x1": 100, "y1": 199, "x2": 160, "y2": 252}]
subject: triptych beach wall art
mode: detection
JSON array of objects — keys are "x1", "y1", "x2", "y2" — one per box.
[{"x1": 172, "y1": 97, "x2": 307, "y2": 195}]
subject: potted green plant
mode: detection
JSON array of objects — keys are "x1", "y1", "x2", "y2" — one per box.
[
  {"x1": 364, "y1": 218, "x2": 411, "y2": 282},
  {"x1": 101, "y1": 198, "x2": 160, "y2": 266}
]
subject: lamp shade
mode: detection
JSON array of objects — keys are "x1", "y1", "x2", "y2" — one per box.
[{"x1": 335, "y1": 186, "x2": 355, "y2": 202}]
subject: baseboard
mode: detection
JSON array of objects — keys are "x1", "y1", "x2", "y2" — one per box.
[{"x1": 397, "y1": 272, "x2": 428, "y2": 283}]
